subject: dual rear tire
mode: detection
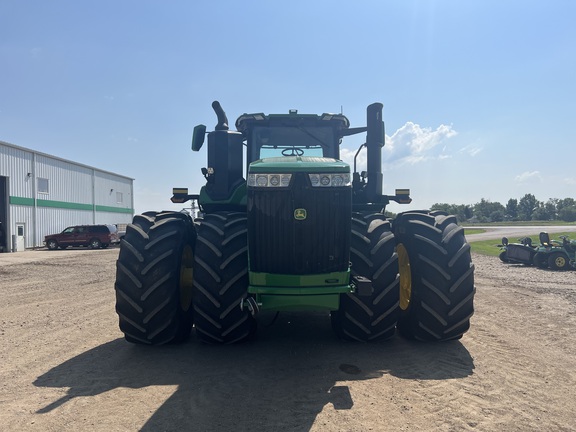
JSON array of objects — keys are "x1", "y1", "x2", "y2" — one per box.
[
  {"x1": 191, "y1": 212, "x2": 256, "y2": 344},
  {"x1": 115, "y1": 211, "x2": 255, "y2": 345},
  {"x1": 115, "y1": 211, "x2": 196, "y2": 344},
  {"x1": 333, "y1": 211, "x2": 475, "y2": 342},
  {"x1": 393, "y1": 211, "x2": 475, "y2": 341},
  {"x1": 331, "y1": 213, "x2": 400, "y2": 342}
]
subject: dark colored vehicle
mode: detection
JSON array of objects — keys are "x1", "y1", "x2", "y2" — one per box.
[{"x1": 45, "y1": 225, "x2": 119, "y2": 250}]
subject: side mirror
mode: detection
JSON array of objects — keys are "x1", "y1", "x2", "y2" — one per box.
[{"x1": 191, "y1": 124, "x2": 207, "y2": 151}]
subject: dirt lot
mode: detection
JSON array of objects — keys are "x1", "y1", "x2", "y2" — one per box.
[{"x1": 1, "y1": 247, "x2": 575, "y2": 431}]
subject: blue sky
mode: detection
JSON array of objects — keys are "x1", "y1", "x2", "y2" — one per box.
[{"x1": 1, "y1": 1, "x2": 574, "y2": 215}]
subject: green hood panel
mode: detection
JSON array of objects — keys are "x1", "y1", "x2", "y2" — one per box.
[
  {"x1": 198, "y1": 182, "x2": 247, "y2": 207},
  {"x1": 249, "y1": 156, "x2": 350, "y2": 173}
]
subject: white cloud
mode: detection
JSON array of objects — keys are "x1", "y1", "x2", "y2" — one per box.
[
  {"x1": 564, "y1": 177, "x2": 576, "y2": 186},
  {"x1": 340, "y1": 121, "x2": 459, "y2": 170},
  {"x1": 514, "y1": 171, "x2": 542, "y2": 183},
  {"x1": 458, "y1": 144, "x2": 483, "y2": 157},
  {"x1": 340, "y1": 122, "x2": 460, "y2": 170},
  {"x1": 383, "y1": 122, "x2": 457, "y2": 165}
]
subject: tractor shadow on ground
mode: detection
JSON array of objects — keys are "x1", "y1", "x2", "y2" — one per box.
[{"x1": 34, "y1": 312, "x2": 474, "y2": 431}]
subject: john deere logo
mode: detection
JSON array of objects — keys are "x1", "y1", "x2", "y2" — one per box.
[{"x1": 294, "y1": 208, "x2": 307, "y2": 220}]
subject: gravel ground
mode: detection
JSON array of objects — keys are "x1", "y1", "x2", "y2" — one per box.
[{"x1": 0, "y1": 248, "x2": 575, "y2": 431}]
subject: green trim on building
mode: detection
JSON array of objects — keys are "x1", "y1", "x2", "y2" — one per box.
[
  {"x1": 37, "y1": 199, "x2": 93, "y2": 211},
  {"x1": 9, "y1": 196, "x2": 34, "y2": 206},
  {"x1": 9, "y1": 196, "x2": 133, "y2": 214},
  {"x1": 95, "y1": 205, "x2": 133, "y2": 214}
]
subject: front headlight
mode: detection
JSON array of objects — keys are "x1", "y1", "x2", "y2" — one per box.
[
  {"x1": 308, "y1": 173, "x2": 350, "y2": 187},
  {"x1": 248, "y1": 173, "x2": 292, "y2": 188}
]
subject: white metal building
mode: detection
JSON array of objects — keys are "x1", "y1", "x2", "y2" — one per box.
[{"x1": 0, "y1": 140, "x2": 134, "y2": 251}]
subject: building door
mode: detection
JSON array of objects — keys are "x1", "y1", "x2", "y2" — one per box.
[
  {"x1": 0, "y1": 176, "x2": 8, "y2": 252},
  {"x1": 15, "y1": 223, "x2": 25, "y2": 252}
]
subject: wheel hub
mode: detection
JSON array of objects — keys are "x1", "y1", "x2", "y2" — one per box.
[
  {"x1": 397, "y1": 243, "x2": 412, "y2": 311},
  {"x1": 179, "y1": 244, "x2": 194, "y2": 311}
]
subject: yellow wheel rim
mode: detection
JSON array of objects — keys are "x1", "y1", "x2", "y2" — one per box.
[
  {"x1": 555, "y1": 256, "x2": 566, "y2": 268},
  {"x1": 397, "y1": 243, "x2": 412, "y2": 311},
  {"x1": 179, "y1": 244, "x2": 194, "y2": 311}
]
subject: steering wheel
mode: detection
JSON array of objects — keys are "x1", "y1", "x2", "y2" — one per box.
[{"x1": 282, "y1": 147, "x2": 304, "y2": 156}]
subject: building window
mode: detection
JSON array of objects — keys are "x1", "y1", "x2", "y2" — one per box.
[
  {"x1": 116, "y1": 192, "x2": 123, "y2": 203},
  {"x1": 37, "y1": 178, "x2": 49, "y2": 194}
]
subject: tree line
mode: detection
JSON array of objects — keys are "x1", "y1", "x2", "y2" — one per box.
[{"x1": 429, "y1": 194, "x2": 576, "y2": 223}]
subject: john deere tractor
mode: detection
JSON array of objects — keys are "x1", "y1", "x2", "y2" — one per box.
[{"x1": 114, "y1": 101, "x2": 475, "y2": 344}]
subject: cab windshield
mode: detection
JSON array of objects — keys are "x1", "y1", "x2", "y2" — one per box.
[{"x1": 253, "y1": 125, "x2": 337, "y2": 159}]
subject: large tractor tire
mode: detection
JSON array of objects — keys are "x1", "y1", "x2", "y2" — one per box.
[
  {"x1": 331, "y1": 213, "x2": 400, "y2": 342},
  {"x1": 192, "y1": 212, "x2": 255, "y2": 344},
  {"x1": 393, "y1": 211, "x2": 475, "y2": 341},
  {"x1": 115, "y1": 211, "x2": 196, "y2": 345}
]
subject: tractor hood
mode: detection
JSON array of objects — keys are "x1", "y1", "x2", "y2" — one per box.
[{"x1": 249, "y1": 156, "x2": 350, "y2": 174}]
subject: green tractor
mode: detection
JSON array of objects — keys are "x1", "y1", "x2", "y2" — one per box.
[{"x1": 114, "y1": 101, "x2": 475, "y2": 344}]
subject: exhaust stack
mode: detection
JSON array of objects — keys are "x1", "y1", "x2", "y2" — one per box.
[{"x1": 365, "y1": 102, "x2": 384, "y2": 202}]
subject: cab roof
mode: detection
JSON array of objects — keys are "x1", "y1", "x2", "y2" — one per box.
[{"x1": 235, "y1": 110, "x2": 350, "y2": 134}]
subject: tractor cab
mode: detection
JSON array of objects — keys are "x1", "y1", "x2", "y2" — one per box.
[
  {"x1": 184, "y1": 101, "x2": 411, "y2": 212},
  {"x1": 236, "y1": 110, "x2": 350, "y2": 163}
]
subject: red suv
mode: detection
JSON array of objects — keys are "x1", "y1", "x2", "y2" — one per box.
[{"x1": 45, "y1": 225, "x2": 120, "y2": 250}]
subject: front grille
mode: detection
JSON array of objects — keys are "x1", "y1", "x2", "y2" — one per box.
[{"x1": 248, "y1": 173, "x2": 351, "y2": 275}]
